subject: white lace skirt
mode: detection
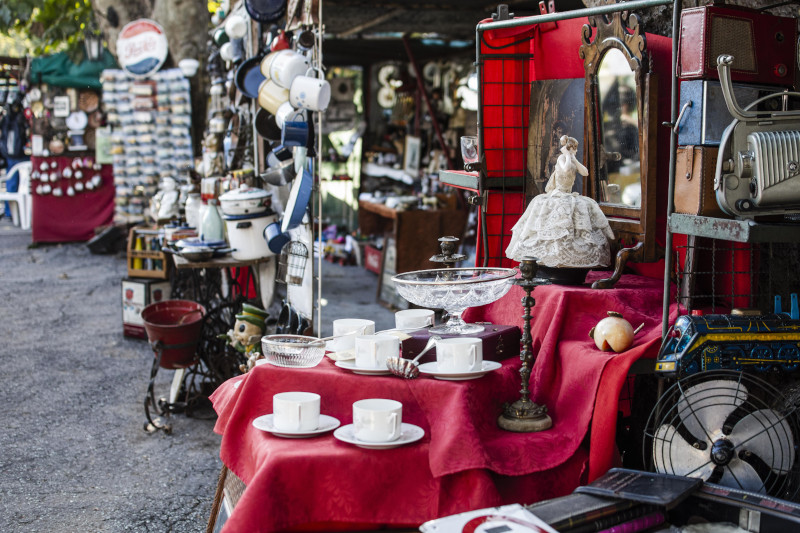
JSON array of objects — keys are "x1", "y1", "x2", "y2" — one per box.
[{"x1": 505, "y1": 192, "x2": 613, "y2": 268}]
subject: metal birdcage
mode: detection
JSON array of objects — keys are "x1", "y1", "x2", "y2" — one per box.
[{"x1": 277, "y1": 241, "x2": 309, "y2": 286}]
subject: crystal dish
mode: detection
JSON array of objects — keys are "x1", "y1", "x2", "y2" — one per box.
[
  {"x1": 391, "y1": 268, "x2": 516, "y2": 335},
  {"x1": 261, "y1": 335, "x2": 326, "y2": 368}
]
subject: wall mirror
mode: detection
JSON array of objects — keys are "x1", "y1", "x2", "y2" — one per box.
[{"x1": 579, "y1": 4, "x2": 659, "y2": 288}]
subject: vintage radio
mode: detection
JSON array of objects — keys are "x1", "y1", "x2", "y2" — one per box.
[
  {"x1": 714, "y1": 55, "x2": 800, "y2": 219},
  {"x1": 678, "y1": 4, "x2": 797, "y2": 87},
  {"x1": 677, "y1": 80, "x2": 792, "y2": 146}
]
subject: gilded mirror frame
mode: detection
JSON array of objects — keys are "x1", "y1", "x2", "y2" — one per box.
[{"x1": 579, "y1": 4, "x2": 658, "y2": 271}]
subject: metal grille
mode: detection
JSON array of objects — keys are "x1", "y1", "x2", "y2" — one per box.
[
  {"x1": 475, "y1": 27, "x2": 535, "y2": 267},
  {"x1": 708, "y1": 16, "x2": 756, "y2": 72},
  {"x1": 751, "y1": 130, "x2": 800, "y2": 191},
  {"x1": 672, "y1": 237, "x2": 784, "y2": 313}
]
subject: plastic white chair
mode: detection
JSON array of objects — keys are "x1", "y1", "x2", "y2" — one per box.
[{"x1": 0, "y1": 161, "x2": 32, "y2": 230}]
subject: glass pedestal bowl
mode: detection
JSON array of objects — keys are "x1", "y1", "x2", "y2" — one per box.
[{"x1": 392, "y1": 268, "x2": 516, "y2": 335}]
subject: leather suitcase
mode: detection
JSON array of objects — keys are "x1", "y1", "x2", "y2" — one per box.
[
  {"x1": 674, "y1": 146, "x2": 728, "y2": 219},
  {"x1": 677, "y1": 4, "x2": 796, "y2": 87},
  {"x1": 676, "y1": 80, "x2": 793, "y2": 146},
  {"x1": 400, "y1": 324, "x2": 521, "y2": 364}
]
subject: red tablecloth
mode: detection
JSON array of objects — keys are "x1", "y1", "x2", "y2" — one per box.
[
  {"x1": 464, "y1": 271, "x2": 679, "y2": 482},
  {"x1": 210, "y1": 272, "x2": 677, "y2": 532},
  {"x1": 211, "y1": 358, "x2": 588, "y2": 533}
]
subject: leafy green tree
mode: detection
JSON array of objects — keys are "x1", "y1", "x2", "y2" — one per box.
[{"x1": 0, "y1": 0, "x2": 95, "y2": 61}]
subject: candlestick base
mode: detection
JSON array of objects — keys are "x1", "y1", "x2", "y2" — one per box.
[{"x1": 498, "y1": 398, "x2": 552, "y2": 432}]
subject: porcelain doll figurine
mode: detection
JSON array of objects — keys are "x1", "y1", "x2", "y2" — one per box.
[{"x1": 505, "y1": 135, "x2": 614, "y2": 268}]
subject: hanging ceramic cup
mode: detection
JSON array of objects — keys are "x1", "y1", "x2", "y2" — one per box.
[
  {"x1": 275, "y1": 101, "x2": 307, "y2": 129},
  {"x1": 257, "y1": 78, "x2": 290, "y2": 115},
  {"x1": 268, "y1": 49, "x2": 310, "y2": 90},
  {"x1": 281, "y1": 120, "x2": 308, "y2": 148},
  {"x1": 289, "y1": 69, "x2": 331, "y2": 112}
]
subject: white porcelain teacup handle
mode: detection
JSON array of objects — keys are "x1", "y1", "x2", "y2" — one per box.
[
  {"x1": 370, "y1": 343, "x2": 378, "y2": 367},
  {"x1": 469, "y1": 345, "x2": 477, "y2": 370},
  {"x1": 295, "y1": 404, "x2": 302, "y2": 431},
  {"x1": 389, "y1": 412, "x2": 399, "y2": 440}
]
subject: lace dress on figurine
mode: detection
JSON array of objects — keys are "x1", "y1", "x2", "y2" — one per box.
[{"x1": 505, "y1": 136, "x2": 614, "y2": 268}]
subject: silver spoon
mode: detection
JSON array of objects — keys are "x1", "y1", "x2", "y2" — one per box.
[{"x1": 386, "y1": 335, "x2": 441, "y2": 379}]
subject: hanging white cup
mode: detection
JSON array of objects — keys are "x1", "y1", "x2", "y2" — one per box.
[
  {"x1": 289, "y1": 69, "x2": 331, "y2": 112},
  {"x1": 269, "y1": 50, "x2": 311, "y2": 90},
  {"x1": 275, "y1": 101, "x2": 307, "y2": 129}
]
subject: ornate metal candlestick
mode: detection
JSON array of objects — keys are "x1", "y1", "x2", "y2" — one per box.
[
  {"x1": 498, "y1": 257, "x2": 553, "y2": 432},
  {"x1": 429, "y1": 236, "x2": 466, "y2": 268}
]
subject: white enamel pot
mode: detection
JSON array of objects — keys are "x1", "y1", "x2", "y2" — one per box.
[{"x1": 223, "y1": 211, "x2": 278, "y2": 260}]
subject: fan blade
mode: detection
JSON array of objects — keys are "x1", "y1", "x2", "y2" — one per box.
[
  {"x1": 653, "y1": 424, "x2": 715, "y2": 479},
  {"x1": 719, "y1": 457, "x2": 766, "y2": 493},
  {"x1": 676, "y1": 379, "x2": 748, "y2": 442},
  {"x1": 729, "y1": 409, "x2": 795, "y2": 474}
]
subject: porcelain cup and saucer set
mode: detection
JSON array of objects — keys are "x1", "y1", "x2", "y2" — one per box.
[
  {"x1": 252, "y1": 392, "x2": 341, "y2": 438},
  {"x1": 333, "y1": 399, "x2": 425, "y2": 450},
  {"x1": 252, "y1": 393, "x2": 424, "y2": 449}
]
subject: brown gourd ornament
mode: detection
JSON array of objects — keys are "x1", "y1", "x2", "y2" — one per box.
[{"x1": 589, "y1": 311, "x2": 644, "y2": 353}]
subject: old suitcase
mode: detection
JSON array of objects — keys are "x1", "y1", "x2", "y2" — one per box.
[
  {"x1": 676, "y1": 80, "x2": 792, "y2": 146},
  {"x1": 674, "y1": 146, "x2": 728, "y2": 219},
  {"x1": 677, "y1": 4, "x2": 796, "y2": 87},
  {"x1": 400, "y1": 324, "x2": 521, "y2": 364}
]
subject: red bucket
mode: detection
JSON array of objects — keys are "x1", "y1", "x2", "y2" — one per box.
[{"x1": 141, "y1": 300, "x2": 206, "y2": 369}]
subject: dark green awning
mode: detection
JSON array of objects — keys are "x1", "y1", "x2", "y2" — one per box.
[{"x1": 30, "y1": 50, "x2": 117, "y2": 90}]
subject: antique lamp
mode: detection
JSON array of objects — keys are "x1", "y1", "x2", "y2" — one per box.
[
  {"x1": 84, "y1": 30, "x2": 103, "y2": 62},
  {"x1": 498, "y1": 256, "x2": 553, "y2": 432}
]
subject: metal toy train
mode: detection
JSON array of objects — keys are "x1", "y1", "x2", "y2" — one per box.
[{"x1": 656, "y1": 295, "x2": 800, "y2": 378}]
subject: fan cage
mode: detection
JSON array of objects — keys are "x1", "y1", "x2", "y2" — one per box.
[
  {"x1": 276, "y1": 241, "x2": 309, "y2": 286},
  {"x1": 643, "y1": 370, "x2": 800, "y2": 502}
]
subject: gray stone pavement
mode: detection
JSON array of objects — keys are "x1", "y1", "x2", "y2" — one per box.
[{"x1": 0, "y1": 220, "x2": 394, "y2": 532}]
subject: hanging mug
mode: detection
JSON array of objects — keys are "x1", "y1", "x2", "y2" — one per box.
[
  {"x1": 257, "y1": 78, "x2": 290, "y2": 115},
  {"x1": 268, "y1": 49, "x2": 310, "y2": 90},
  {"x1": 275, "y1": 101, "x2": 307, "y2": 129},
  {"x1": 289, "y1": 68, "x2": 331, "y2": 112},
  {"x1": 281, "y1": 120, "x2": 308, "y2": 148}
]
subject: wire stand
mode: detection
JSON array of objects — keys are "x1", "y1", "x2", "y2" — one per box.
[
  {"x1": 143, "y1": 340, "x2": 200, "y2": 434},
  {"x1": 498, "y1": 257, "x2": 553, "y2": 432}
]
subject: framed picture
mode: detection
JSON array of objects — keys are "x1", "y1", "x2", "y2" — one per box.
[
  {"x1": 526, "y1": 78, "x2": 585, "y2": 196},
  {"x1": 403, "y1": 135, "x2": 421, "y2": 176}
]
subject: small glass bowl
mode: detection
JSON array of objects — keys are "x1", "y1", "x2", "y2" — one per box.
[{"x1": 261, "y1": 335, "x2": 326, "y2": 368}]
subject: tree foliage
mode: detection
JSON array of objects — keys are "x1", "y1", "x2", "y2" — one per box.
[{"x1": 0, "y1": 0, "x2": 95, "y2": 60}]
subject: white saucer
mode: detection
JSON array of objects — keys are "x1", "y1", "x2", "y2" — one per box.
[
  {"x1": 333, "y1": 423, "x2": 424, "y2": 449},
  {"x1": 418, "y1": 360, "x2": 502, "y2": 380},
  {"x1": 252, "y1": 414, "x2": 341, "y2": 438},
  {"x1": 334, "y1": 360, "x2": 392, "y2": 376}
]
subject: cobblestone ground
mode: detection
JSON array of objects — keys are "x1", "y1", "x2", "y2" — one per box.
[{"x1": 0, "y1": 222, "x2": 393, "y2": 532}]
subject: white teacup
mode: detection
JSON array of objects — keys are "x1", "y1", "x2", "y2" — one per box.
[
  {"x1": 330, "y1": 318, "x2": 375, "y2": 352},
  {"x1": 353, "y1": 399, "x2": 402, "y2": 442},
  {"x1": 275, "y1": 101, "x2": 307, "y2": 129},
  {"x1": 436, "y1": 337, "x2": 483, "y2": 373},
  {"x1": 273, "y1": 391, "x2": 320, "y2": 432},
  {"x1": 395, "y1": 309, "x2": 434, "y2": 330},
  {"x1": 269, "y1": 50, "x2": 311, "y2": 90},
  {"x1": 257, "y1": 78, "x2": 290, "y2": 114},
  {"x1": 289, "y1": 73, "x2": 331, "y2": 112},
  {"x1": 355, "y1": 334, "x2": 399, "y2": 369}
]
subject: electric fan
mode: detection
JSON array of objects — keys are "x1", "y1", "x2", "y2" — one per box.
[{"x1": 644, "y1": 370, "x2": 800, "y2": 500}]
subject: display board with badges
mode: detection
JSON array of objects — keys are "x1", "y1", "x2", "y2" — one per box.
[{"x1": 101, "y1": 68, "x2": 194, "y2": 225}]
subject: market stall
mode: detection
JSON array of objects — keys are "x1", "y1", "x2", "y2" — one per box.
[
  {"x1": 26, "y1": 51, "x2": 118, "y2": 242},
  {"x1": 206, "y1": 270, "x2": 678, "y2": 530}
]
